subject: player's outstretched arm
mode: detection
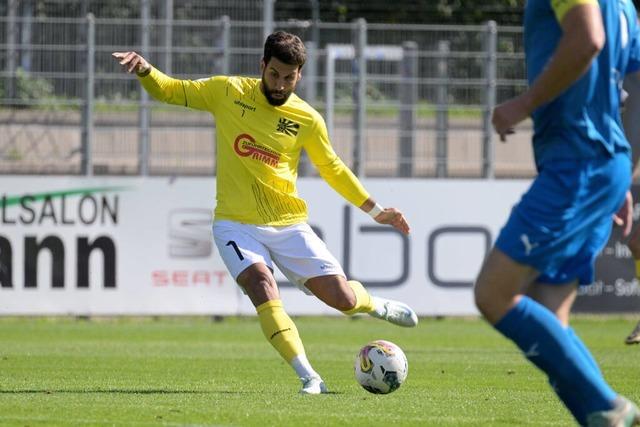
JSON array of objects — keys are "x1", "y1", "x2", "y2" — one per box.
[
  {"x1": 112, "y1": 51, "x2": 151, "y2": 76},
  {"x1": 360, "y1": 198, "x2": 410, "y2": 236},
  {"x1": 304, "y1": 113, "x2": 409, "y2": 236},
  {"x1": 492, "y1": 3, "x2": 604, "y2": 142},
  {"x1": 111, "y1": 51, "x2": 213, "y2": 111}
]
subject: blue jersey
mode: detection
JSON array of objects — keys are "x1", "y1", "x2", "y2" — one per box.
[{"x1": 524, "y1": 0, "x2": 640, "y2": 167}]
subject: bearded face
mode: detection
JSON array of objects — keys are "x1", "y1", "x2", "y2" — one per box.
[{"x1": 260, "y1": 57, "x2": 302, "y2": 106}]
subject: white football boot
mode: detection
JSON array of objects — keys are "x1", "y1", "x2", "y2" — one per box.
[
  {"x1": 586, "y1": 396, "x2": 640, "y2": 427},
  {"x1": 299, "y1": 375, "x2": 328, "y2": 395},
  {"x1": 368, "y1": 297, "x2": 418, "y2": 327}
]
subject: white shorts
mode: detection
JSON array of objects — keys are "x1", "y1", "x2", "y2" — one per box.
[{"x1": 212, "y1": 220, "x2": 345, "y2": 294}]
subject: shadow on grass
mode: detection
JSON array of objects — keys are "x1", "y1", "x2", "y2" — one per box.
[{"x1": 0, "y1": 389, "x2": 257, "y2": 394}]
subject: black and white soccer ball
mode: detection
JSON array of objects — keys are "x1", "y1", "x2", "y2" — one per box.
[{"x1": 354, "y1": 339, "x2": 408, "y2": 394}]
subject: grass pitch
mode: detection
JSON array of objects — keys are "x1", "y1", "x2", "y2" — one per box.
[{"x1": 0, "y1": 315, "x2": 638, "y2": 426}]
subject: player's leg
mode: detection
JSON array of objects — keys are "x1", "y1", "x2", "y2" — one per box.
[
  {"x1": 304, "y1": 275, "x2": 418, "y2": 327},
  {"x1": 213, "y1": 221, "x2": 326, "y2": 394},
  {"x1": 478, "y1": 153, "x2": 640, "y2": 424},
  {"x1": 235, "y1": 263, "x2": 327, "y2": 394},
  {"x1": 475, "y1": 248, "x2": 620, "y2": 425},
  {"x1": 526, "y1": 281, "x2": 601, "y2": 425},
  {"x1": 265, "y1": 223, "x2": 416, "y2": 327},
  {"x1": 526, "y1": 281, "x2": 601, "y2": 372},
  {"x1": 527, "y1": 281, "x2": 640, "y2": 426}
]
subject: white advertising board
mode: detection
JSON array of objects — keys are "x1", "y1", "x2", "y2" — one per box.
[{"x1": 0, "y1": 176, "x2": 530, "y2": 316}]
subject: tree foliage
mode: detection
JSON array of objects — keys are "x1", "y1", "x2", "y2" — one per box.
[
  {"x1": 7, "y1": 0, "x2": 527, "y2": 25},
  {"x1": 276, "y1": 0, "x2": 526, "y2": 26}
]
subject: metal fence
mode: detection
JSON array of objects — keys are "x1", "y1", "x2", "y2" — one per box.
[{"x1": 0, "y1": 14, "x2": 533, "y2": 177}]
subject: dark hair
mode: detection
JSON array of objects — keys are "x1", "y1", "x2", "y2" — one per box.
[{"x1": 263, "y1": 31, "x2": 306, "y2": 69}]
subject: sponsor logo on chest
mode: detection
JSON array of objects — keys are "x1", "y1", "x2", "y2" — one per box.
[{"x1": 233, "y1": 133, "x2": 280, "y2": 167}]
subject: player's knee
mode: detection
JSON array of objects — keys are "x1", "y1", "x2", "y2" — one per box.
[
  {"x1": 474, "y1": 279, "x2": 521, "y2": 324},
  {"x1": 253, "y1": 276, "x2": 275, "y2": 292},
  {"x1": 241, "y1": 271, "x2": 278, "y2": 303}
]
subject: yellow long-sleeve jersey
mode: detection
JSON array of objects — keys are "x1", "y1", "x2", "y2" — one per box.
[{"x1": 138, "y1": 67, "x2": 370, "y2": 225}]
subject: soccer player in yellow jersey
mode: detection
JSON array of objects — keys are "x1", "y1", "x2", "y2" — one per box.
[{"x1": 113, "y1": 31, "x2": 418, "y2": 395}]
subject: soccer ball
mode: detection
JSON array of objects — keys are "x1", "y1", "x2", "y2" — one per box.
[{"x1": 354, "y1": 339, "x2": 408, "y2": 394}]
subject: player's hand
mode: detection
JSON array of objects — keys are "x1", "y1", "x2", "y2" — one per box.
[
  {"x1": 112, "y1": 51, "x2": 151, "y2": 75},
  {"x1": 491, "y1": 94, "x2": 530, "y2": 142},
  {"x1": 614, "y1": 190, "x2": 633, "y2": 238},
  {"x1": 373, "y1": 207, "x2": 410, "y2": 235}
]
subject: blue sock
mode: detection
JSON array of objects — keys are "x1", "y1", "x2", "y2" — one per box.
[
  {"x1": 494, "y1": 297, "x2": 616, "y2": 421},
  {"x1": 566, "y1": 327, "x2": 601, "y2": 376},
  {"x1": 547, "y1": 327, "x2": 605, "y2": 426},
  {"x1": 549, "y1": 377, "x2": 587, "y2": 426}
]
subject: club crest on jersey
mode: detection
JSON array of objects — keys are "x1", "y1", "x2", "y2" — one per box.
[
  {"x1": 233, "y1": 133, "x2": 280, "y2": 167},
  {"x1": 276, "y1": 117, "x2": 300, "y2": 136}
]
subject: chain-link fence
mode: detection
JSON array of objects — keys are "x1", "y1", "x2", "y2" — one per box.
[{"x1": 0, "y1": 9, "x2": 533, "y2": 177}]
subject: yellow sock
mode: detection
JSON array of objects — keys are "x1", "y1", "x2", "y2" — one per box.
[
  {"x1": 256, "y1": 299, "x2": 305, "y2": 363},
  {"x1": 342, "y1": 280, "x2": 375, "y2": 315},
  {"x1": 635, "y1": 260, "x2": 640, "y2": 278}
]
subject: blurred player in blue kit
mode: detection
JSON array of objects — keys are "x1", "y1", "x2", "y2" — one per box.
[{"x1": 474, "y1": 0, "x2": 640, "y2": 425}]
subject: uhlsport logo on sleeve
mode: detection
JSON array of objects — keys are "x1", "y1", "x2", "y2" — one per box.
[
  {"x1": 233, "y1": 133, "x2": 281, "y2": 167},
  {"x1": 0, "y1": 186, "x2": 126, "y2": 289}
]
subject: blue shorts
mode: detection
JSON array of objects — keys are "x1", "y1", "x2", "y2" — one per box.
[{"x1": 495, "y1": 152, "x2": 631, "y2": 285}]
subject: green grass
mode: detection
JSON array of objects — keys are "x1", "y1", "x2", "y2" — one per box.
[{"x1": 0, "y1": 316, "x2": 638, "y2": 426}]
